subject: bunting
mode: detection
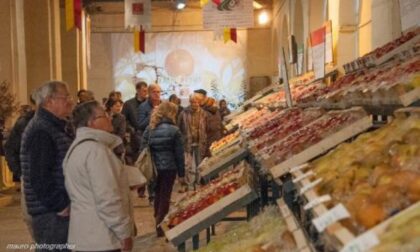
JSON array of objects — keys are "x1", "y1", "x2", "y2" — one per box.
[
  {"x1": 223, "y1": 28, "x2": 237, "y2": 43},
  {"x1": 134, "y1": 28, "x2": 145, "y2": 53},
  {"x1": 66, "y1": 0, "x2": 82, "y2": 31}
]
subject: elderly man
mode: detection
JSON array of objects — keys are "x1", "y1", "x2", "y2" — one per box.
[
  {"x1": 137, "y1": 84, "x2": 161, "y2": 132},
  {"x1": 63, "y1": 101, "x2": 134, "y2": 252},
  {"x1": 137, "y1": 84, "x2": 161, "y2": 201},
  {"x1": 178, "y1": 94, "x2": 208, "y2": 188},
  {"x1": 20, "y1": 81, "x2": 74, "y2": 248}
]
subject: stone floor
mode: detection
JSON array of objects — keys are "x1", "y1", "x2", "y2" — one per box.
[{"x1": 0, "y1": 184, "x2": 242, "y2": 252}]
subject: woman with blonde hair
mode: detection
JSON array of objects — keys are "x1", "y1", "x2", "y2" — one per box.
[{"x1": 141, "y1": 101, "x2": 185, "y2": 237}]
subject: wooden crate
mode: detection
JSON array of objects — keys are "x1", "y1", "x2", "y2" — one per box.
[
  {"x1": 201, "y1": 148, "x2": 248, "y2": 181},
  {"x1": 276, "y1": 199, "x2": 312, "y2": 251},
  {"x1": 163, "y1": 183, "x2": 258, "y2": 246},
  {"x1": 291, "y1": 169, "x2": 355, "y2": 248},
  {"x1": 270, "y1": 115, "x2": 372, "y2": 178},
  {"x1": 399, "y1": 87, "x2": 420, "y2": 107},
  {"x1": 292, "y1": 166, "x2": 420, "y2": 251}
]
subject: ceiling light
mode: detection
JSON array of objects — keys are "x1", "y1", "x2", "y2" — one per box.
[
  {"x1": 176, "y1": 0, "x2": 186, "y2": 10},
  {"x1": 258, "y1": 10, "x2": 270, "y2": 25}
]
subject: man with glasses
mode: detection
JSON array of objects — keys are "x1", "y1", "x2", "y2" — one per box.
[{"x1": 20, "y1": 81, "x2": 75, "y2": 250}]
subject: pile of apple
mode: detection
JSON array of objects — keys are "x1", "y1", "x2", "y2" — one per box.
[
  {"x1": 248, "y1": 108, "x2": 325, "y2": 151},
  {"x1": 165, "y1": 166, "x2": 247, "y2": 228},
  {"x1": 257, "y1": 108, "x2": 367, "y2": 163},
  {"x1": 209, "y1": 131, "x2": 241, "y2": 154},
  {"x1": 320, "y1": 52, "x2": 420, "y2": 106},
  {"x1": 310, "y1": 115, "x2": 420, "y2": 233}
]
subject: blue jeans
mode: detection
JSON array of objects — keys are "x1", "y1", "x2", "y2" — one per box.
[{"x1": 31, "y1": 212, "x2": 69, "y2": 251}]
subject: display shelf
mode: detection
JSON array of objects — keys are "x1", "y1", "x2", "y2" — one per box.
[
  {"x1": 200, "y1": 147, "x2": 248, "y2": 181},
  {"x1": 400, "y1": 87, "x2": 420, "y2": 106},
  {"x1": 291, "y1": 169, "x2": 356, "y2": 248},
  {"x1": 340, "y1": 201, "x2": 420, "y2": 252},
  {"x1": 394, "y1": 106, "x2": 420, "y2": 118},
  {"x1": 277, "y1": 198, "x2": 312, "y2": 252},
  {"x1": 163, "y1": 183, "x2": 258, "y2": 246},
  {"x1": 268, "y1": 115, "x2": 373, "y2": 178},
  {"x1": 210, "y1": 136, "x2": 243, "y2": 157}
]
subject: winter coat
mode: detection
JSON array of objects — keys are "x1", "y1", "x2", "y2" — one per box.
[
  {"x1": 20, "y1": 108, "x2": 73, "y2": 216},
  {"x1": 138, "y1": 99, "x2": 158, "y2": 132},
  {"x1": 4, "y1": 110, "x2": 35, "y2": 179},
  {"x1": 141, "y1": 118, "x2": 185, "y2": 177},
  {"x1": 63, "y1": 127, "x2": 134, "y2": 251},
  {"x1": 178, "y1": 107, "x2": 207, "y2": 160},
  {"x1": 203, "y1": 105, "x2": 223, "y2": 149},
  {"x1": 121, "y1": 96, "x2": 145, "y2": 131},
  {"x1": 111, "y1": 113, "x2": 127, "y2": 141}
]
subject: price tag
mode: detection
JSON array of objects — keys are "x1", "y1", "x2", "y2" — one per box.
[
  {"x1": 292, "y1": 171, "x2": 314, "y2": 183},
  {"x1": 312, "y1": 204, "x2": 350, "y2": 232},
  {"x1": 304, "y1": 195, "x2": 331, "y2": 210},
  {"x1": 300, "y1": 178, "x2": 322, "y2": 195},
  {"x1": 340, "y1": 231, "x2": 380, "y2": 252},
  {"x1": 290, "y1": 163, "x2": 309, "y2": 173}
]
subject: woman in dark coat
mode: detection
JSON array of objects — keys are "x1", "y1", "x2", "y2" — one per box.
[
  {"x1": 105, "y1": 99, "x2": 127, "y2": 159},
  {"x1": 141, "y1": 101, "x2": 185, "y2": 237},
  {"x1": 203, "y1": 97, "x2": 223, "y2": 157}
]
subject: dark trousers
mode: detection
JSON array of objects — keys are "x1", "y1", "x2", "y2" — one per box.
[
  {"x1": 31, "y1": 212, "x2": 69, "y2": 252},
  {"x1": 154, "y1": 169, "x2": 177, "y2": 236}
]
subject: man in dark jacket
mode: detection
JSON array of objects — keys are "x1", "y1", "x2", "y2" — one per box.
[
  {"x1": 5, "y1": 101, "x2": 35, "y2": 182},
  {"x1": 20, "y1": 81, "x2": 74, "y2": 248},
  {"x1": 137, "y1": 84, "x2": 161, "y2": 200},
  {"x1": 138, "y1": 84, "x2": 161, "y2": 133},
  {"x1": 122, "y1": 81, "x2": 148, "y2": 160}
]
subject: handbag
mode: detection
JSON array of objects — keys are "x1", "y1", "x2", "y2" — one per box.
[{"x1": 135, "y1": 130, "x2": 157, "y2": 182}]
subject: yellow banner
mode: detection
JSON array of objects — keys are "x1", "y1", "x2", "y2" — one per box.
[{"x1": 65, "y1": 0, "x2": 74, "y2": 31}]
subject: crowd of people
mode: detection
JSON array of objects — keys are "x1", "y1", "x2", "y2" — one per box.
[{"x1": 3, "y1": 80, "x2": 231, "y2": 251}]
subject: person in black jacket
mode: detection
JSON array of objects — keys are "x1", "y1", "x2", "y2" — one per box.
[
  {"x1": 122, "y1": 81, "x2": 148, "y2": 162},
  {"x1": 4, "y1": 101, "x2": 35, "y2": 182},
  {"x1": 20, "y1": 81, "x2": 74, "y2": 249},
  {"x1": 141, "y1": 101, "x2": 185, "y2": 237}
]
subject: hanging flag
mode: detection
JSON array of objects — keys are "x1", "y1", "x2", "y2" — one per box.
[
  {"x1": 66, "y1": 0, "x2": 82, "y2": 31},
  {"x1": 125, "y1": 0, "x2": 151, "y2": 29},
  {"x1": 74, "y1": 0, "x2": 82, "y2": 30},
  {"x1": 223, "y1": 28, "x2": 237, "y2": 43},
  {"x1": 134, "y1": 28, "x2": 145, "y2": 53}
]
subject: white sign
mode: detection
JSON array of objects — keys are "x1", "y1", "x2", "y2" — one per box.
[
  {"x1": 300, "y1": 178, "x2": 322, "y2": 195},
  {"x1": 304, "y1": 195, "x2": 332, "y2": 210},
  {"x1": 290, "y1": 163, "x2": 309, "y2": 173},
  {"x1": 292, "y1": 171, "x2": 314, "y2": 183},
  {"x1": 341, "y1": 231, "x2": 380, "y2": 252},
  {"x1": 325, "y1": 21, "x2": 333, "y2": 63},
  {"x1": 399, "y1": 0, "x2": 420, "y2": 31},
  {"x1": 311, "y1": 27, "x2": 326, "y2": 79},
  {"x1": 297, "y1": 45, "x2": 304, "y2": 75},
  {"x1": 124, "y1": 0, "x2": 151, "y2": 29},
  {"x1": 312, "y1": 204, "x2": 350, "y2": 232},
  {"x1": 203, "y1": 0, "x2": 254, "y2": 29}
]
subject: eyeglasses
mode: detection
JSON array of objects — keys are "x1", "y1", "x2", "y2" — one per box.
[{"x1": 53, "y1": 94, "x2": 73, "y2": 101}]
